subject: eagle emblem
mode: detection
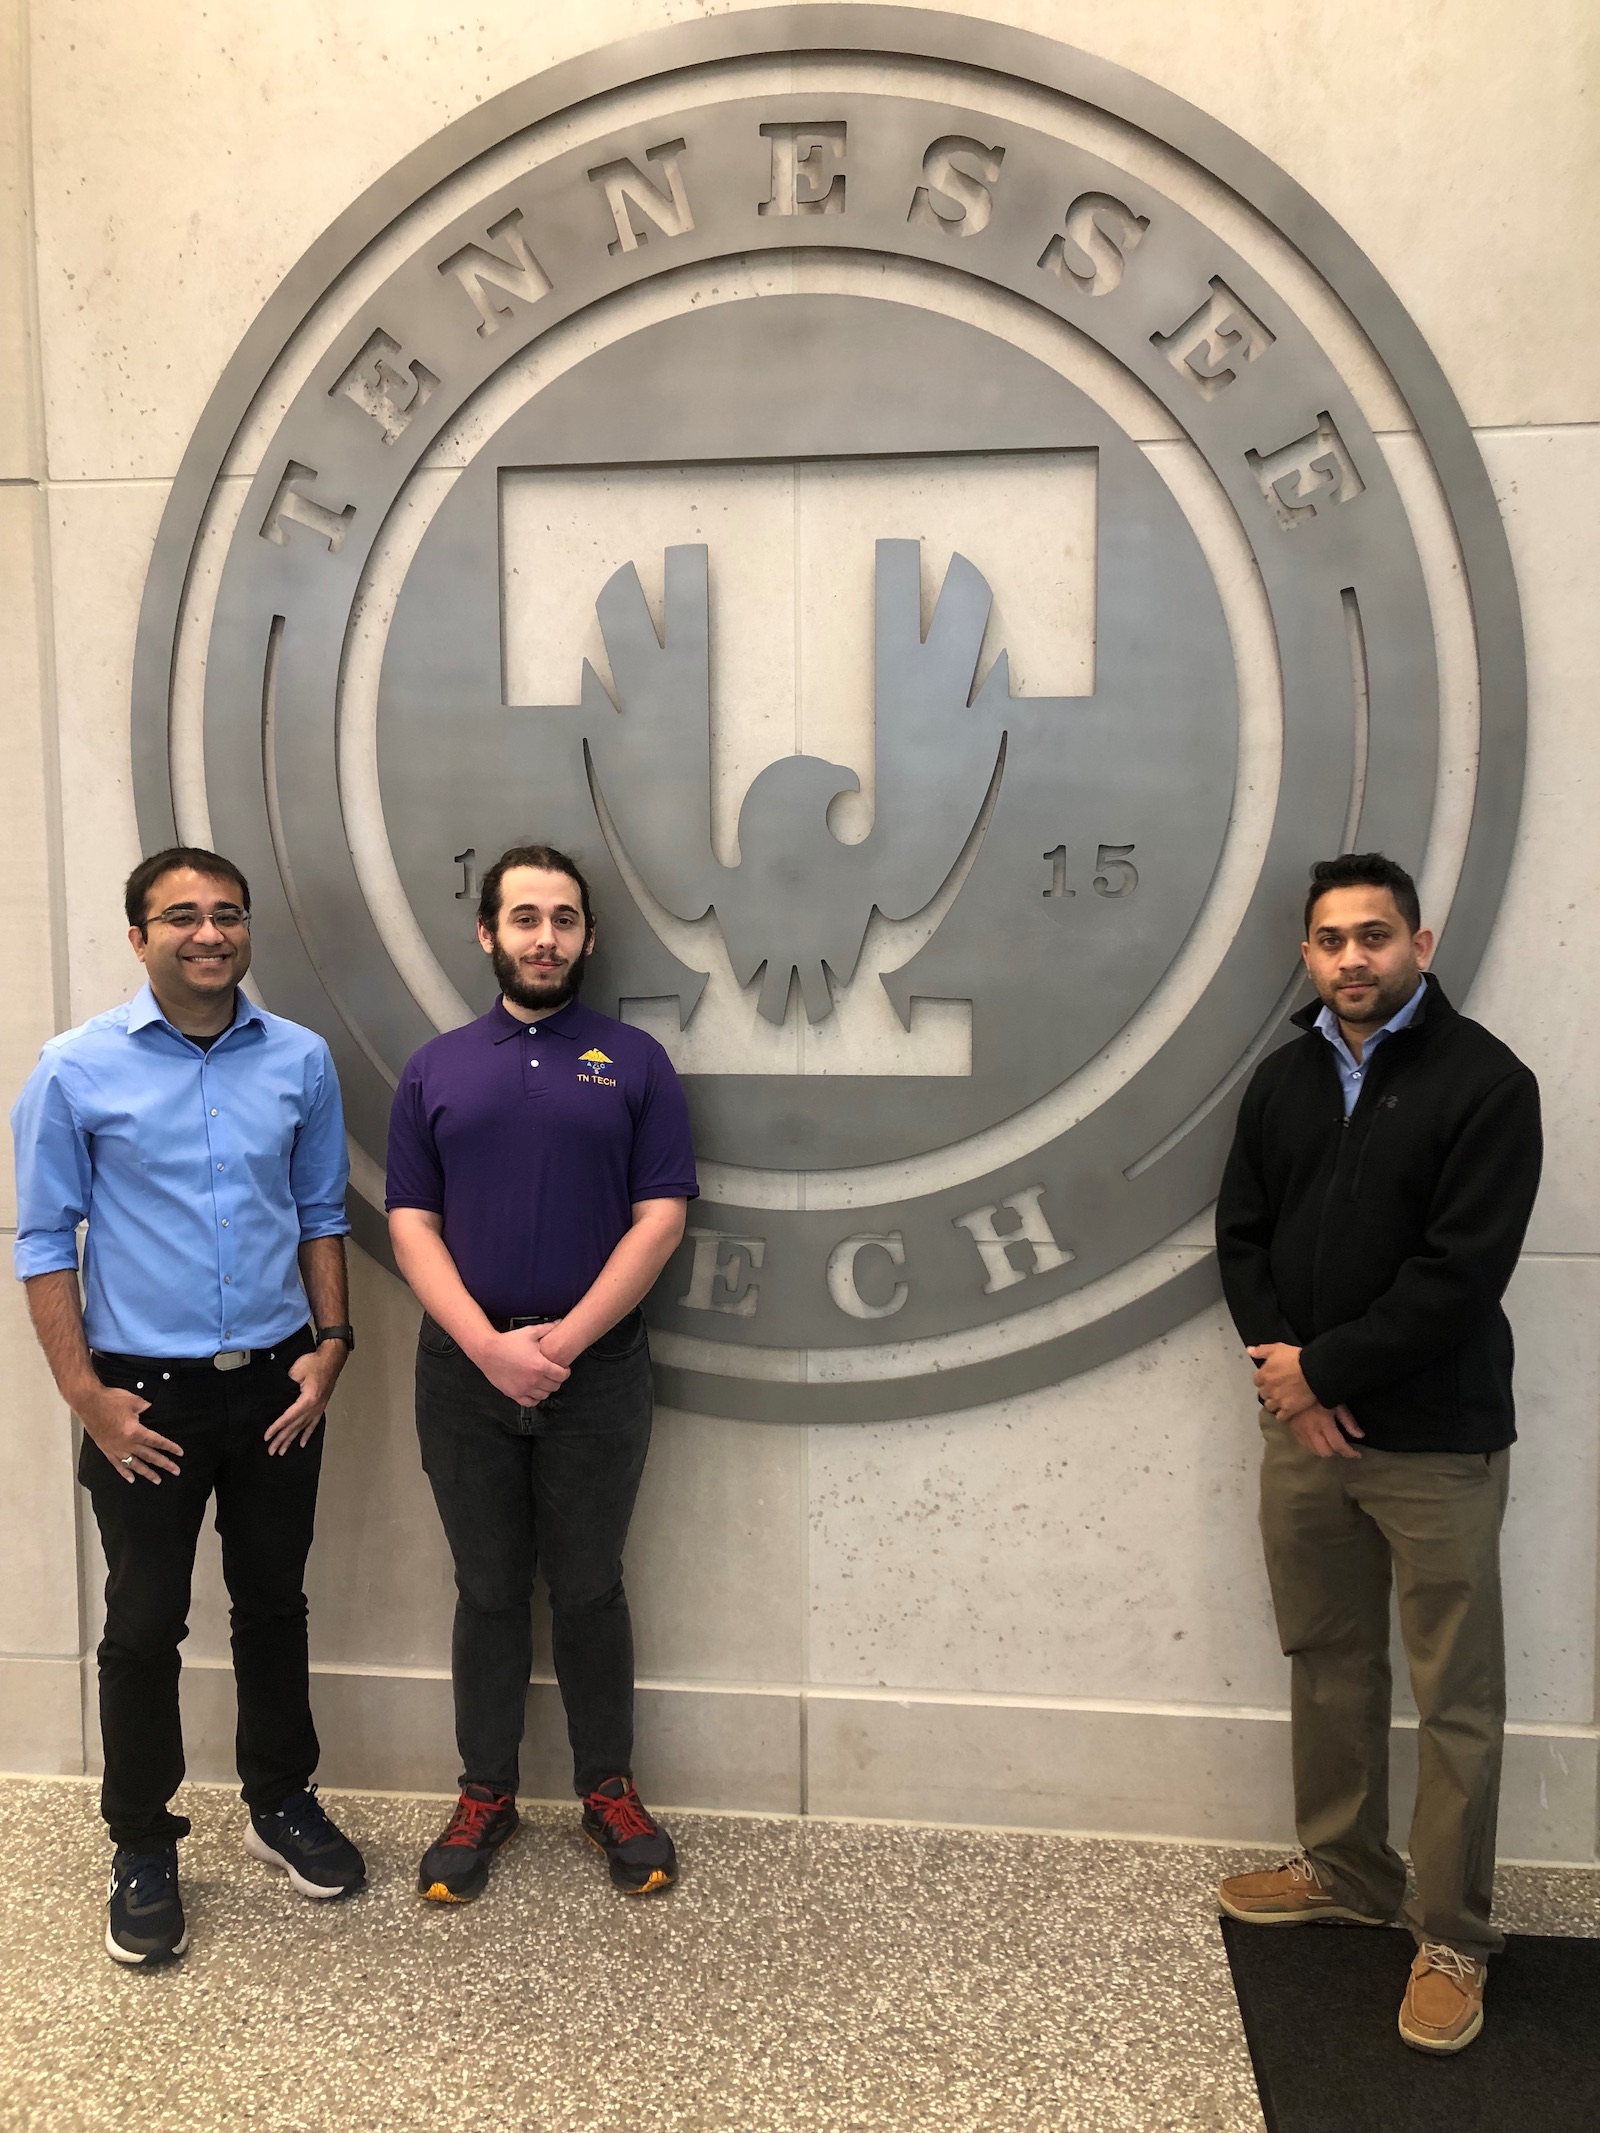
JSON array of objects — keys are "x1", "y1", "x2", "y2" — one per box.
[{"x1": 583, "y1": 540, "x2": 1007, "y2": 1026}]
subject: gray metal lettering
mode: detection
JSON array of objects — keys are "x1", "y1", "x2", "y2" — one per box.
[
  {"x1": 1247, "y1": 413, "x2": 1365, "y2": 529},
  {"x1": 588, "y1": 140, "x2": 694, "y2": 254},
  {"x1": 1043, "y1": 845, "x2": 1073, "y2": 899},
  {"x1": 759, "y1": 122, "x2": 846, "y2": 216},
  {"x1": 438, "y1": 209, "x2": 552, "y2": 335},
  {"x1": 259, "y1": 462, "x2": 355, "y2": 552},
  {"x1": 954, "y1": 1187, "x2": 1072, "y2": 1295},
  {"x1": 1037, "y1": 192, "x2": 1149, "y2": 295},
  {"x1": 331, "y1": 329, "x2": 440, "y2": 443},
  {"x1": 827, "y1": 1233, "x2": 910, "y2": 1320},
  {"x1": 1152, "y1": 278, "x2": 1274, "y2": 401},
  {"x1": 1093, "y1": 844, "x2": 1138, "y2": 898},
  {"x1": 908, "y1": 135, "x2": 1004, "y2": 236},
  {"x1": 678, "y1": 1230, "x2": 765, "y2": 1318}
]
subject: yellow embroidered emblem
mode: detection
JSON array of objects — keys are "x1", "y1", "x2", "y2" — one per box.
[{"x1": 578, "y1": 1047, "x2": 613, "y2": 1066}]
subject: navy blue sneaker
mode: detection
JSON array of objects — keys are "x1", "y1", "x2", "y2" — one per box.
[
  {"x1": 581, "y1": 1777, "x2": 677, "y2": 1895},
  {"x1": 107, "y1": 1845, "x2": 188, "y2": 1965},
  {"x1": 246, "y1": 1784, "x2": 366, "y2": 1898}
]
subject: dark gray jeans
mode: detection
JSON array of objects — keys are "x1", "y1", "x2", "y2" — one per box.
[{"x1": 415, "y1": 1309, "x2": 652, "y2": 1798}]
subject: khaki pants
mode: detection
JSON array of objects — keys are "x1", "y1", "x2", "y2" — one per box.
[{"x1": 1258, "y1": 1416, "x2": 1510, "y2": 1957}]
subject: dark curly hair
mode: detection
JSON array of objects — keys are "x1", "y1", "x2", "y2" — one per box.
[{"x1": 476, "y1": 844, "x2": 594, "y2": 935}]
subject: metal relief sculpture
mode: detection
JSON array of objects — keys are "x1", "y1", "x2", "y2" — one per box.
[
  {"x1": 584, "y1": 542, "x2": 1013, "y2": 1031},
  {"x1": 133, "y1": 8, "x2": 1525, "y2": 1422}
]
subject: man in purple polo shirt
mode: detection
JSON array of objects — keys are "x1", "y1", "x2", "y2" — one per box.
[{"x1": 386, "y1": 843, "x2": 697, "y2": 1901}]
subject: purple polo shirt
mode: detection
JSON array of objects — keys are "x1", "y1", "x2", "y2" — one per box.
[{"x1": 385, "y1": 997, "x2": 698, "y2": 1318}]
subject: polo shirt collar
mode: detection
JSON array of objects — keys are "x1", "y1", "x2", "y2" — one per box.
[
  {"x1": 127, "y1": 980, "x2": 265, "y2": 1042},
  {"x1": 487, "y1": 995, "x2": 590, "y2": 1045}
]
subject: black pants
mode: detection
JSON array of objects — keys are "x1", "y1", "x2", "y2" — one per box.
[
  {"x1": 80, "y1": 1328, "x2": 322, "y2": 1847},
  {"x1": 415, "y1": 1310, "x2": 652, "y2": 1798}
]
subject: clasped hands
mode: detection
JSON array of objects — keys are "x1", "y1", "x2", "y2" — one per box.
[
  {"x1": 1247, "y1": 1341, "x2": 1364, "y2": 1461},
  {"x1": 475, "y1": 1321, "x2": 575, "y2": 1407}
]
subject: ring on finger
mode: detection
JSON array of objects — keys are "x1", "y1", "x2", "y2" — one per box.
[{"x1": 119, "y1": 1454, "x2": 134, "y2": 1466}]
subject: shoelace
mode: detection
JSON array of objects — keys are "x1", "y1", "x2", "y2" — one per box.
[
  {"x1": 438, "y1": 1790, "x2": 511, "y2": 1849},
  {"x1": 273, "y1": 1782, "x2": 336, "y2": 1844},
  {"x1": 1417, "y1": 1942, "x2": 1482, "y2": 1986},
  {"x1": 1276, "y1": 1856, "x2": 1318, "y2": 1885},
  {"x1": 585, "y1": 1784, "x2": 656, "y2": 1843},
  {"x1": 119, "y1": 1851, "x2": 176, "y2": 1904}
]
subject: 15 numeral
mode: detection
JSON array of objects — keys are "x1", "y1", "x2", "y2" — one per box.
[{"x1": 1042, "y1": 842, "x2": 1138, "y2": 899}]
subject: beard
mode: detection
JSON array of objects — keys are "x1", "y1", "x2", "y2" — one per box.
[
  {"x1": 1317, "y1": 963, "x2": 1421, "y2": 1030},
  {"x1": 491, "y1": 937, "x2": 588, "y2": 1013}
]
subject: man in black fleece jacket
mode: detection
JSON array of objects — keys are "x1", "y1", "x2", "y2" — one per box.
[{"x1": 1214, "y1": 852, "x2": 1541, "y2": 2057}]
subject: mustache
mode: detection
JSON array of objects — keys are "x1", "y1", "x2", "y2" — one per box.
[{"x1": 491, "y1": 938, "x2": 586, "y2": 1009}]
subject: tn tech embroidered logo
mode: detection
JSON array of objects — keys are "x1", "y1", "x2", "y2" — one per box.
[
  {"x1": 133, "y1": 12, "x2": 1522, "y2": 1424},
  {"x1": 577, "y1": 1048, "x2": 617, "y2": 1086}
]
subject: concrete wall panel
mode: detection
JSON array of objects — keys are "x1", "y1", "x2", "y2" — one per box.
[{"x1": 1466, "y1": 428, "x2": 1600, "y2": 1256}]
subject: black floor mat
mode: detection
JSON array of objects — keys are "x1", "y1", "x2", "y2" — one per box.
[{"x1": 1220, "y1": 1917, "x2": 1600, "y2": 2133}]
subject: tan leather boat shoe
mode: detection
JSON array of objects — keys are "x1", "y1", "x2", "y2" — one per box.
[
  {"x1": 1218, "y1": 1854, "x2": 1390, "y2": 1926},
  {"x1": 1398, "y1": 1942, "x2": 1486, "y2": 2053}
]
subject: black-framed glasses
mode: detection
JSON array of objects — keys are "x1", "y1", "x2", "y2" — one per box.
[{"x1": 138, "y1": 904, "x2": 252, "y2": 935}]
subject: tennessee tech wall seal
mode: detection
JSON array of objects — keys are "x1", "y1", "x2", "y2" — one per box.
[{"x1": 133, "y1": 9, "x2": 1525, "y2": 1422}]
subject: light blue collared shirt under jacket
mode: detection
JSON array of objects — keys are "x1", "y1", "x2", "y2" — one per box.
[
  {"x1": 1314, "y1": 977, "x2": 1428, "y2": 1118},
  {"x1": 11, "y1": 983, "x2": 350, "y2": 1356}
]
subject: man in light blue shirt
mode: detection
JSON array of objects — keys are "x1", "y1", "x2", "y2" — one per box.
[{"x1": 11, "y1": 846, "x2": 365, "y2": 1964}]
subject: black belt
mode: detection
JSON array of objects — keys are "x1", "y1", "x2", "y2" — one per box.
[
  {"x1": 485, "y1": 1313, "x2": 559, "y2": 1333},
  {"x1": 93, "y1": 1326, "x2": 311, "y2": 1374}
]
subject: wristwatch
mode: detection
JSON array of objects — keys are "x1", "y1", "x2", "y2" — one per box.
[{"x1": 314, "y1": 1323, "x2": 356, "y2": 1351}]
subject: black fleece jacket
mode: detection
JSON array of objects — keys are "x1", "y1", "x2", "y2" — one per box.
[{"x1": 1215, "y1": 975, "x2": 1542, "y2": 1453}]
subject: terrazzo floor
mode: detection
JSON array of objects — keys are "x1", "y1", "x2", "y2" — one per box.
[{"x1": 1, "y1": 1777, "x2": 1596, "y2": 2133}]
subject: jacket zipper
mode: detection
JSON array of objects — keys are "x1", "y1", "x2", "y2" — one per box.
[
  {"x1": 1348, "y1": 1108, "x2": 1375, "y2": 1201},
  {"x1": 1303, "y1": 992, "x2": 1432, "y2": 1328},
  {"x1": 1308, "y1": 1053, "x2": 1348, "y2": 1319},
  {"x1": 1346, "y1": 1039, "x2": 1408, "y2": 1200}
]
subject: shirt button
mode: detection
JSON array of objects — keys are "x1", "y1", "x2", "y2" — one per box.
[
  {"x1": 224, "y1": 1275, "x2": 233, "y2": 1284},
  {"x1": 221, "y1": 1218, "x2": 229, "y2": 1227},
  {"x1": 217, "y1": 1162, "x2": 224, "y2": 1171}
]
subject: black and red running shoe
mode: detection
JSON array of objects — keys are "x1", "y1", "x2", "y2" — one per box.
[
  {"x1": 581, "y1": 1776, "x2": 677, "y2": 1895},
  {"x1": 417, "y1": 1783, "x2": 520, "y2": 1902}
]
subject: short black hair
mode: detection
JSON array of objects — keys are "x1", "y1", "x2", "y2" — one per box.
[
  {"x1": 1303, "y1": 852, "x2": 1421, "y2": 937},
  {"x1": 476, "y1": 843, "x2": 595, "y2": 935},
  {"x1": 125, "y1": 846, "x2": 251, "y2": 928}
]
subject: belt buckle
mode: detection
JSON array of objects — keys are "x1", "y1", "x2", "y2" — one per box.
[{"x1": 212, "y1": 1349, "x2": 251, "y2": 1372}]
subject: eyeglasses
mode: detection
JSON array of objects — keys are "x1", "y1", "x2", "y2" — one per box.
[{"x1": 139, "y1": 904, "x2": 252, "y2": 934}]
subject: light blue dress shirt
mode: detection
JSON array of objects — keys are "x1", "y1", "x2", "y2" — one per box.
[
  {"x1": 11, "y1": 983, "x2": 349, "y2": 1356},
  {"x1": 1314, "y1": 977, "x2": 1427, "y2": 1118}
]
